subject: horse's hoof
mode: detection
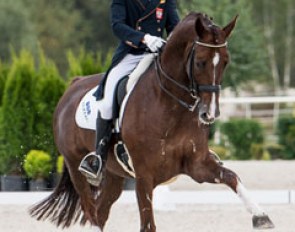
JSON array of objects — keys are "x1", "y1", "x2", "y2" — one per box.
[{"x1": 252, "y1": 215, "x2": 275, "y2": 230}]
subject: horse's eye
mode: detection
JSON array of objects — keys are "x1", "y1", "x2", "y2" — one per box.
[{"x1": 196, "y1": 61, "x2": 206, "y2": 69}]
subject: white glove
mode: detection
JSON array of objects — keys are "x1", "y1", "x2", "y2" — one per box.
[{"x1": 143, "y1": 34, "x2": 165, "y2": 52}]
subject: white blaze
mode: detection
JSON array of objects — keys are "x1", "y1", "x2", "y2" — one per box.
[{"x1": 209, "y1": 52, "x2": 220, "y2": 118}]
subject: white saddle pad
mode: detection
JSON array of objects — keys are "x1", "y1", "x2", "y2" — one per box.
[
  {"x1": 75, "y1": 54, "x2": 155, "y2": 130},
  {"x1": 75, "y1": 87, "x2": 100, "y2": 130}
]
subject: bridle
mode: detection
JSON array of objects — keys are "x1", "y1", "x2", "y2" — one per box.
[{"x1": 155, "y1": 39, "x2": 227, "y2": 112}]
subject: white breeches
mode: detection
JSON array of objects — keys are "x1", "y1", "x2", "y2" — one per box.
[{"x1": 97, "y1": 53, "x2": 146, "y2": 120}]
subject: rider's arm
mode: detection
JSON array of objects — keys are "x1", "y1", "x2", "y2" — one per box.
[
  {"x1": 165, "y1": 0, "x2": 180, "y2": 35},
  {"x1": 111, "y1": 0, "x2": 145, "y2": 48}
]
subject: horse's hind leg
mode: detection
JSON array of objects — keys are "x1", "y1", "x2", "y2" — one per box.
[
  {"x1": 186, "y1": 153, "x2": 275, "y2": 230},
  {"x1": 95, "y1": 169, "x2": 125, "y2": 230},
  {"x1": 65, "y1": 157, "x2": 98, "y2": 225}
]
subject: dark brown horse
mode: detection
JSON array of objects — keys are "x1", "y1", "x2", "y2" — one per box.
[{"x1": 30, "y1": 13, "x2": 274, "y2": 231}]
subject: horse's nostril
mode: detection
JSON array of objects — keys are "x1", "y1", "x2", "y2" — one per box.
[
  {"x1": 199, "y1": 111, "x2": 216, "y2": 124},
  {"x1": 201, "y1": 112, "x2": 208, "y2": 119}
]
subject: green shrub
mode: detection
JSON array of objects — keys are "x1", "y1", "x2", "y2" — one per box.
[
  {"x1": 277, "y1": 116, "x2": 295, "y2": 159},
  {"x1": 0, "y1": 61, "x2": 9, "y2": 106},
  {"x1": 265, "y1": 143, "x2": 285, "y2": 159},
  {"x1": 23, "y1": 150, "x2": 53, "y2": 179},
  {"x1": 221, "y1": 119, "x2": 264, "y2": 160},
  {"x1": 250, "y1": 143, "x2": 270, "y2": 160},
  {"x1": 67, "y1": 48, "x2": 113, "y2": 79}
]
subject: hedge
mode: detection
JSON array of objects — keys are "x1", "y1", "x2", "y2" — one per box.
[
  {"x1": 277, "y1": 116, "x2": 295, "y2": 159},
  {"x1": 220, "y1": 119, "x2": 264, "y2": 160}
]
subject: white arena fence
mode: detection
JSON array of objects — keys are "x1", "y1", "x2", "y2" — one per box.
[{"x1": 219, "y1": 95, "x2": 295, "y2": 121}]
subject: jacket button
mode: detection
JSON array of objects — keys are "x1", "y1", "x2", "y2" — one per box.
[
  {"x1": 137, "y1": 26, "x2": 142, "y2": 31},
  {"x1": 157, "y1": 28, "x2": 162, "y2": 32}
]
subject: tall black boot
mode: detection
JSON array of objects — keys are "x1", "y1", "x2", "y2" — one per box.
[{"x1": 79, "y1": 112, "x2": 112, "y2": 180}]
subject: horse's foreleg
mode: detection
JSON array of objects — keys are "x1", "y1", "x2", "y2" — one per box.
[
  {"x1": 95, "y1": 169, "x2": 125, "y2": 230},
  {"x1": 136, "y1": 176, "x2": 156, "y2": 232},
  {"x1": 187, "y1": 154, "x2": 275, "y2": 229}
]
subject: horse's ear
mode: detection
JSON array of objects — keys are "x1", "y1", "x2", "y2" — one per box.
[
  {"x1": 195, "y1": 17, "x2": 209, "y2": 39},
  {"x1": 222, "y1": 15, "x2": 238, "y2": 39}
]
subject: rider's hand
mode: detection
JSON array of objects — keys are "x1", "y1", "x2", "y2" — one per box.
[{"x1": 143, "y1": 34, "x2": 165, "y2": 52}]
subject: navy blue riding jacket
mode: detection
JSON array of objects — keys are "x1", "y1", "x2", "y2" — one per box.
[{"x1": 94, "y1": 0, "x2": 180, "y2": 99}]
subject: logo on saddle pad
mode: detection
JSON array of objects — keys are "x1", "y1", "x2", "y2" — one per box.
[{"x1": 75, "y1": 87, "x2": 100, "y2": 130}]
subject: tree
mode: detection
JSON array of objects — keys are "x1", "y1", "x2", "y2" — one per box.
[
  {"x1": 33, "y1": 50, "x2": 66, "y2": 160},
  {"x1": 180, "y1": 0, "x2": 270, "y2": 92},
  {"x1": 67, "y1": 48, "x2": 113, "y2": 78},
  {"x1": 0, "y1": 61, "x2": 9, "y2": 106},
  {"x1": 73, "y1": 0, "x2": 117, "y2": 53},
  {"x1": 0, "y1": 50, "x2": 36, "y2": 174},
  {"x1": 0, "y1": 0, "x2": 37, "y2": 61},
  {"x1": 252, "y1": 0, "x2": 295, "y2": 93},
  {"x1": 24, "y1": 0, "x2": 86, "y2": 72}
]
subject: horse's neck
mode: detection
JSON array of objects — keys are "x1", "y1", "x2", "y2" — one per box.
[{"x1": 160, "y1": 47, "x2": 187, "y2": 83}]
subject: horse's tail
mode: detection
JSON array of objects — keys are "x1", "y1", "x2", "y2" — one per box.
[{"x1": 29, "y1": 165, "x2": 86, "y2": 228}]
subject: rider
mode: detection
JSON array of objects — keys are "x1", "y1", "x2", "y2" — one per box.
[{"x1": 79, "y1": 0, "x2": 180, "y2": 180}]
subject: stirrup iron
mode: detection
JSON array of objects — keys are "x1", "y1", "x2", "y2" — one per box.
[{"x1": 78, "y1": 152, "x2": 102, "y2": 179}]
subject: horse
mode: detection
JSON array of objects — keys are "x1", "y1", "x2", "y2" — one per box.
[{"x1": 30, "y1": 13, "x2": 274, "y2": 231}]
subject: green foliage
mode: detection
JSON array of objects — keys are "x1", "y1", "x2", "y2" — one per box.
[
  {"x1": 265, "y1": 143, "x2": 285, "y2": 160},
  {"x1": 277, "y1": 116, "x2": 295, "y2": 159},
  {"x1": 0, "y1": 0, "x2": 37, "y2": 61},
  {"x1": 25, "y1": 0, "x2": 86, "y2": 71},
  {"x1": 67, "y1": 48, "x2": 113, "y2": 79},
  {"x1": 0, "y1": 61, "x2": 9, "y2": 106},
  {"x1": 0, "y1": 49, "x2": 66, "y2": 175},
  {"x1": 0, "y1": 47, "x2": 115, "y2": 175},
  {"x1": 23, "y1": 150, "x2": 53, "y2": 179},
  {"x1": 33, "y1": 49, "x2": 66, "y2": 159},
  {"x1": 0, "y1": 50, "x2": 36, "y2": 174},
  {"x1": 73, "y1": 0, "x2": 116, "y2": 53},
  {"x1": 221, "y1": 119, "x2": 264, "y2": 160},
  {"x1": 250, "y1": 143, "x2": 271, "y2": 160},
  {"x1": 56, "y1": 156, "x2": 64, "y2": 174}
]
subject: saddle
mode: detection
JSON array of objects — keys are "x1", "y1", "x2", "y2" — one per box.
[{"x1": 76, "y1": 54, "x2": 155, "y2": 177}]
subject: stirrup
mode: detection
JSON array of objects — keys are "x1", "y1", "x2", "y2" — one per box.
[{"x1": 78, "y1": 152, "x2": 102, "y2": 179}]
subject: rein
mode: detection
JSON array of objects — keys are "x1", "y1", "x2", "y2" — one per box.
[{"x1": 155, "y1": 40, "x2": 227, "y2": 112}]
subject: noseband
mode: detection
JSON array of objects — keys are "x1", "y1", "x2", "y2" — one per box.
[{"x1": 155, "y1": 40, "x2": 227, "y2": 112}]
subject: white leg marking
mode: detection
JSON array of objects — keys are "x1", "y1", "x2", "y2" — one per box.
[
  {"x1": 237, "y1": 181, "x2": 265, "y2": 216},
  {"x1": 209, "y1": 52, "x2": 220, "y2": 118}
]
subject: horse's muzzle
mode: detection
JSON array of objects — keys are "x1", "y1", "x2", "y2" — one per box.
[{"x1": 198, "y1": 103, "x2": 220, "y2": 125}]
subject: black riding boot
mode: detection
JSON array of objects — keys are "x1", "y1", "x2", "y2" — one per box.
[{"x1": 79, "y1": 112, "x2": 112, "y2": 179}]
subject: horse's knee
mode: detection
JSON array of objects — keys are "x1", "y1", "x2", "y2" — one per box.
[{"x1": 218, "y1": 167, "x2": 239, "y2": 190}]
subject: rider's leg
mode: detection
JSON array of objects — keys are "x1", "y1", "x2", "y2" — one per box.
[
  {"x1": 79, "y1": 54, "x2": 145, "y2": 180},
  {"x1": 79, "y1": 112, "x2": 112, "y2": 179}
]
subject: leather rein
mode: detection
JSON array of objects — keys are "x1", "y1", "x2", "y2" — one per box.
[{"x1": 155, "y1": 40, "x2": 227, "y2": 112}]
